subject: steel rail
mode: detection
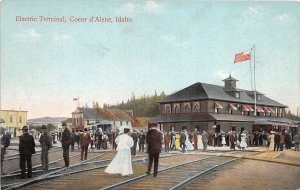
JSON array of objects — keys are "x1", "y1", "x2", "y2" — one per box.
[
  {"x1": 1, "y1": 151, "x2": 107, "y2": 179},
  {"x1": 169, "y1": 157, "x2": 241, "y2": 190},
  {"x1": 4, "y1": 153, "x2": 181, "y2": 190},
  {"x1": 99, "y1": 155, "x2": 217, "y2": 190},
  {"x1": 4, "y1": 157, "x2": 149, "y2": 190},
  {"x1": 2, "y1": 153, "x2": 81, "y2": 177},
  {"x1": 3, "y1": 147, "x2": 62, "y2": 161},
  {"x1": 99, "y1": 150, "x2": 262, "y2": 190}
]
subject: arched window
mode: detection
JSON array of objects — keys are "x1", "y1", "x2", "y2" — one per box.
[
  {"x1": 193, "y1": 104, "x2": 200, "y2": 112},
  {"x1": 185, "y1": 105, "x2": 191, "y2": 113},
  {"x1": 175, "y1": 106, "x2": 180, "y2": 113},
  {"x1": 165, "y1": 106, "x2": 171, "y2": 114}
]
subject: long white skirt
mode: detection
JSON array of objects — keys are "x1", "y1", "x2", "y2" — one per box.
[
  {"x1": 105, "y1": 149, "x2": 133, "y2": 176},
  {"x1": 240, "y1": 137, "x2": 247, "y2": 148},
  {"x1": 185, "y1": 140, "x2": 194, "y2": 151}
]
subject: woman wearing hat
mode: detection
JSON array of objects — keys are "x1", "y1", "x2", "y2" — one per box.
[{"x1": 105, "y1": 126, "x2": 134, "y2": 176}]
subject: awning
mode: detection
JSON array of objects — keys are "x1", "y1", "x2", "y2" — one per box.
[
  {"x1": 242, "y1": 104, "x2": 254, "y2": 111},
  {"x1": 269, "y1": 107, "x2": 275, "y2": 113},
  {"x1": 247, "y1": 105, "x2": 254, "y2": 111},
  {"x1": 256, "y1": 106, "x2": 264, "y2": 112},
  {"x1": 263, "y1": 107, "x2": 271, "y2": 113},
  {"x1": 215, "y1": 101, "x2": 223, "y2": 109},
  {"x1": 229, "y1": 103, "x2": 238, "y2": 110}
]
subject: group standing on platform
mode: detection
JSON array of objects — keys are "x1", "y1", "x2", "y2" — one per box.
[{"x1": 2, "y1": 121, "x2": 298, "y2": 180}]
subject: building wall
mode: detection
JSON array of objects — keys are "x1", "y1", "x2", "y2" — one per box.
[
  {"x1": 0, "y1": 110, "x2": 28, "y2": 136},
  {"x1": 200, "y1": 100, "x2": 207, "y2": 112}
]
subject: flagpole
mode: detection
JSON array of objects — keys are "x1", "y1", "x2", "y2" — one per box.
[{"x1": 253, "y1": 44, "x2": 257, "y2": 117}]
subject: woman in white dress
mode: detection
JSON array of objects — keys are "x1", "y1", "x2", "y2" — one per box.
[
  {"x1": 221, "y1": 133, "x2": 226, "y2": 146},
  {"x1": 105, "y1": 126, "x2": 134, "y2": 176},
  {"x1": 268, "y1": 131, "x2": 275, "y2": 151},
  {"x1": 239, "y1": 131, "x2": 247, "y2": 150},
  {"x1": 185, "y1": 130, "x2": 194, "y2": 151}
]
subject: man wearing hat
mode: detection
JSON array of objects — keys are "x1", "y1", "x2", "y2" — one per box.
[
  {"x1": 80, "y1": 128, "x2": 91, "y2": 161},
  {"x1": 61, "y1": 122, "x2": 71, "y2": 167},
  {"x1": 179, "y1": 130, "x2": 187, "y2": 153},
  {"x1": 39, "y1": 125, "x2": 52, "y2": 172},
  {"x1": 1, "y1": 126, "x2": 10, "y2": 174},
  {"x1": 19, "y1": 125, "x2": 35, "y2": 178},
  {"x1": 146, "y1": 123, "x2": 162, "y2": 177}
]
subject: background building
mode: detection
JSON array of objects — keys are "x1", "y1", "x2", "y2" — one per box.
[
  {"x1": 0, "y1": 109, "x2": 28, "y2": 137},
  {"x1": 151, "y1": 75, "x2": 292, "y2": 133},
  {"x1": 72, "y1": 107, "x2": 133, "y2": 132}
]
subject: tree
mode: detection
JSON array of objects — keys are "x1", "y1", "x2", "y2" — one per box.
[{"x1": 105, "y1": 91, "x2": 167, "y2": 117}]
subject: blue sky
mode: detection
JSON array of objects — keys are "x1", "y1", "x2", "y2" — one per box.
[{"x1": 1, "y1": 1, "x2": 299, "y2": 119}]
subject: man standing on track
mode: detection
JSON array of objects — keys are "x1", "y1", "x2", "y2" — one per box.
[
  {"x1": 193, "y1": 129, "x2": 198, "y2": 151},
  {"x1": 39, "y1": 125, "x2": 52, "y2": 172},
  {"x1": 146, "y1": 123, "x2": 162, "y2": 177},
  {"x1": 80, "y1": 128, "x2": 91, "y2": 161},
  {"x1": 1, "y1": 126, "x2": 10, "y2": 174},
  {"x1": 201, "y1": 130, "x2": 209, "y2": 151},
  {"x1": 19, "y1": 125, "x2": 35, "y2": 178},
  {"x1": 179, "y1": 130, "x2": 186, "y2": 153},
  {"x1": 61, "y1": 122, "x2": 71, "y2": 167}
]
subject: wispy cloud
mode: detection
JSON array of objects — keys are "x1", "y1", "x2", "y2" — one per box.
[
  {"x1": 145, "y1": 1, "x2": 163, "y2": 13},
  {"x1": 161, "y1": 34, "x2": 187, "y2": 47},
  {"x1": 275, "y1": 14, "x2": 291, "y2": 23},
  {"x1": 120, "y1": 2, "x2": 136, "y2": 13},
  {"x1": 216, "y1": 70, "x2": 232, "y2": 80},
  {"x1": 244, "y1": 6, "x2": 265, "y2": 17},
  {"x1": 53, "y1": 34, "x2": 71, "y2": 42},
  {"x1": 15, "y1": 28, "x2": 41, "y2": 39},
  {"x1": 118, "y1": 1, "x2": 164, "y2": 15},
  {"x1": 84, "y1": 43, "x2": 110, "y2": 57}
]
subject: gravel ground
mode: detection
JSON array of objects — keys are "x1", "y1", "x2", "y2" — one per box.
[{"x1": 185, "y1": 159, "x2": 300, "y2": 190}]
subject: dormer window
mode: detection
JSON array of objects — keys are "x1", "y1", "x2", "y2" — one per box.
[
  {"x1": 257, "y1": 94, "x2": 262, "y2": 100},
  {"x1": 235, "y1": 92, "x2": 240, "y2": 98}
]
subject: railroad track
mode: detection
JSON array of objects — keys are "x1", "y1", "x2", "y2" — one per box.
[
  {"x1": 2, "y1": 152, "x2": 180, "y2": 190},
  {"x1": 2, "y1": 150, "x2": 262, "y2": 190},
  {"x1": 4, "y1": 147, "x2": 62, "y2": 161},
  {"x1": 1, "y1": 151, "x2": 117, "y2": 190},
  {"x1": 101, "y1": 151, "x2": 262, "y2": 190}
]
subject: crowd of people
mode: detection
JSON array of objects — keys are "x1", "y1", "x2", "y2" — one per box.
[{"x1": 1, "y1": 123, "x2": 300, "y2": 179}]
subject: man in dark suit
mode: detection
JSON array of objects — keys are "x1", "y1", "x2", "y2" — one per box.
[
  {"x1": 131, "y1": 129, "x2": 138, "y2": 156},
  {"x1": 19, "y1": 125, "x2": 35, "y2": 178},
  {"x1": 179, "y1": 130, "x2": 186, "y2": 153},
  {"x1": 61, "y1": 122, "x2": 71, "y2": 167},
  {"x1": 39, "y1": 125, "x2": 52, "y2": 172},
  {"x1": 1, "y1": 127, "x2": 10, "y2": 174},
  {"x1": 146, "y1": 123, "x2": 162, "y2": 177},
  {"x1": 274, "y1": 131, "x2": 281, "y2": 151}
]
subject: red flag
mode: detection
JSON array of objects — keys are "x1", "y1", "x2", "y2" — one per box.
[{"x1": 234, "y1": 50, "x2": 251, "y2": 63}]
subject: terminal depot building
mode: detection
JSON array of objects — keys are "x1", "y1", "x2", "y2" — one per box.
[{"x1": 150, "y1": 75, "x2": 294, "y2": 133}]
